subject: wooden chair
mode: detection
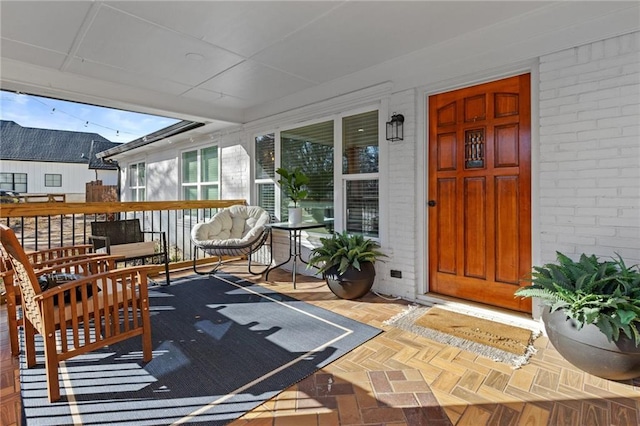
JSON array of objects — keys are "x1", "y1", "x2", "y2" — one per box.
[
  {"x1": 0, "y1": 244, "x2": 111, "y2": 357},
  {"x1": 0, "y1": 224, "x2": 153, "y2": 402},
  {"x1": 90, "y1": 218, "x2": 170, "y2": 285}
]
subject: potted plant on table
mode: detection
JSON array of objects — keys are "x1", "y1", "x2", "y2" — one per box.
[
  {"x1": 276, "y1": 167, "x2": 309, "y2": 224},
  {"x1": 515, "y1": 251, "x2": 640, "y2": 380},
  {"x1": 307, "y1": 231, "x2": 386, "y2": 300}
]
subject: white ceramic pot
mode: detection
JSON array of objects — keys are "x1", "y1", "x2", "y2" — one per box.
[{"x1": 288, "y1": 207, "x2": 302, "y2": 224}]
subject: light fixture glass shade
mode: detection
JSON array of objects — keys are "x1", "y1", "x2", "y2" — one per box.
[{"x1": 386, "y1": 113, "x2": 404, "y2": 141}]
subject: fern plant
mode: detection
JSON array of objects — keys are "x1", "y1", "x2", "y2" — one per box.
[
  {"x1": 515, "y1": 252, "x2": 640, "y2": 347},
  {"x1": 307, "y1": 231, "x2": 386, "y2": 275}
]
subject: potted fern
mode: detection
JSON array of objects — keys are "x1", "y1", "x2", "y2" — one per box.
[
  {"x1": 276, "y1": 167, "x2": 309, "y2": 224},
  {"x1": 307, "y1": 231, "x2": 386, "y2": 300},
  {"x1": 515, "y1": 252, "x2": 640, "y2": 380}
]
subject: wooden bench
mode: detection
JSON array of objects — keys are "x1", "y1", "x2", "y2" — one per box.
[{"x1": 90, "y1": 219, "x2": 169, "y2": 285}]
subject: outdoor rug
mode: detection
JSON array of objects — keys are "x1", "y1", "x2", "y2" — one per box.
[
  {"x1": 20, "y1": 273, "x2": 381, "y2": 425},
  {"x1": 384, "y1": 305, "x2": 539, "y2": 368}
]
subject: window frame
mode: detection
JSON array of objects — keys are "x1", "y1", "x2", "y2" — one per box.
[
  {"x1": 180, "y1": 144, "x2": 220, "y2": 201},
  {"x1": 0, "y1": 172, "x2": 28, "y2": 192},
  {"x1": 44, "y1": 173, "x2": 62, "y2": 187},
  {"x1": 252, "y1": 105, "x2": 381, "y2": 239},
  {"x1": 254, "y1": 133, "x2": 276, "y2": 219},
  {"x1": 128, "y1": 161, "x2": 146, "y2": 201}
]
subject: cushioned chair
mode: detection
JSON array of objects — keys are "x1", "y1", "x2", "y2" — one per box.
[
  {"x1": 0, "y1": 224, "x2": 153, "y2": 402},
  {"x1": 90, "y1": 218, "x2": 169, "y2": 285},
  {"x1": 191, "y1": 205, "x2": 271, "y2": 275}
]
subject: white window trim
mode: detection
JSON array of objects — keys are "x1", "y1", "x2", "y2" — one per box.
[
  {"x1": 252, "y1": 104, "x2": 383, "y2": 240},
  {"x1": 180, "y1": 144, "x2": 220, "y2": 200},
  {"x1": 128, "y1": 161, "x2": 146, "y2": 202},
  {"x1": 44, "y1": 173, "x2": 62, "y2": 187},
  {"x1": 252, "y1": 132, "x2": 278, "y2": 218}
]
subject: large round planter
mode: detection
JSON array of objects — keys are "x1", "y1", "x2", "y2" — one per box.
[
  {"x1": 324, "y1": 262, "x2": 375, "y2": 300},
  {"x1": 542, "y1": 308, "x2": 640, "y2": 380}
]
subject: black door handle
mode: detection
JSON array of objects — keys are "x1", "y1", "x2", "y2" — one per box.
[{"x1": 428, "y1": 200, "x2": 436, "y2": 207}]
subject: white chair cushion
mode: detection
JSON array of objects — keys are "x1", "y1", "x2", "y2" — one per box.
[{"x1": 191, "y1": 205, "x2": 269, "y2": 247}]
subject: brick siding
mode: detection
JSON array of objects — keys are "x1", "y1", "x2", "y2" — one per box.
[{"x1": 539, "y1": 31, "x2": 640, "y2": 264}]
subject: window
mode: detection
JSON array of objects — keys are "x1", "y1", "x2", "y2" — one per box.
[
  {"x1": 0, "y1": 172, "x2": 27, "y2": 192},
  {"x1": 256, "y1": 109, "x2": 379, "y2": 237},
  {"x1": 44, "y1": 174, "x2": 62, "y2": 187},
  {"x1": 182, "y1": 146, "x2": 219, "y2": 200},
  {"x1": 342, "y1": 110, "x2": 379, "y2": 237},
  {"x1": 255, "y1": 134, "x2": 276, "y2": 218},
  {"x1": 281, "y1": 120, "x2": 334, "y2": 226},
  {"x1": 129, "y1": 162, "x2": 146, "y2": 201}
]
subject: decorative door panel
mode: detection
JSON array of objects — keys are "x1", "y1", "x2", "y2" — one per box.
[{"x1": 428, "y1": 74, "x2": 532, "y2": 312}]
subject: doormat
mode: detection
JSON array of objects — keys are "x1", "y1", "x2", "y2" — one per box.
[{"x1": 384, "y1": 305, "x2": 539, "y2": 368}]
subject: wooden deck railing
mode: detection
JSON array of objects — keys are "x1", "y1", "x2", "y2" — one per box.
[{"x1": 1, "y1": 200, "x2": 247, "y2": 273}]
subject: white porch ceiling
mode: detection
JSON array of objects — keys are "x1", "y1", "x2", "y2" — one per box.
[{"x1": 1, "y1": 1, "x2": 638, "y2": 130}]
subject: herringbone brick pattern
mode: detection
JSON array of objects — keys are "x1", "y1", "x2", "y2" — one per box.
[{"x1": 2, "y1": 265, "x2": 639, "y2": 426}]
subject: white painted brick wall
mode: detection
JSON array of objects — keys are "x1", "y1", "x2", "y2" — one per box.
[
  {"x1": 539, "y1": 31, "x2": 640, "y2": 264},
  {"x1": 374, "y1": 88, "x2": 419, "y2": 300},
  {"x1": 220, "y1": 130, "x2": 250, "y2": 201}
]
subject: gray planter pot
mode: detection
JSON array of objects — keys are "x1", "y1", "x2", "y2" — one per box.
[
  {"x1": 542, "y1": 308, "x2": 640, "y2": 380},
  {"x1": 324, "y1": 262, "x2": 375, "y2": 300}
]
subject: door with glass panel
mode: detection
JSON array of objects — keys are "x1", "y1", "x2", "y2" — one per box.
[{"x1": 428, "y1": 74, "x2": 532, "y2": 312}]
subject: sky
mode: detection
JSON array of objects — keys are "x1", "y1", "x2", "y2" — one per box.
[{"x1": 0, "y1": 90, "x2": 180, "y2": 143}]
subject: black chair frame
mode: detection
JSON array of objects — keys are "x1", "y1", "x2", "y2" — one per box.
[{"x1": 90, "y1": 219, "x2": 169, "y2": 285}]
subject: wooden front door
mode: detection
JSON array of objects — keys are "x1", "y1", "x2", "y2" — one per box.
[{"x1": 428, "y1": 74, "x2": 532, "y2": 312}]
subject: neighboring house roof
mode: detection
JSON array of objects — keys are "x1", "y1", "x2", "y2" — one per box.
[{"x1": 0, "y1": 120, "x2": 120, "y2": 170}]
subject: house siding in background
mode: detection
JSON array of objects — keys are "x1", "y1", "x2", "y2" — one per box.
[
  {"x1": 0, "y1": 121, "x2": 120, "y2": 201},
  {"x1": 0, "y1": 160, "x2": 114, "y2": 201}
]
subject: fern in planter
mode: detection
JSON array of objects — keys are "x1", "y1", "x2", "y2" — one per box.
[
  {"x1": 515, "y1": 252, "x2": 640, "y2": 346},
  {"x1": 307, "y1": 231, "x2": 386, "y2": 275}
]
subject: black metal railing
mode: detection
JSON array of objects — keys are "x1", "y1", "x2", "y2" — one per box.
[{"x1": 1, "y1": 200, "x2": 247, "y2": 268}]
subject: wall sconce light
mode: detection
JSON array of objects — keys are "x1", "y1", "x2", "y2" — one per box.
[{"x1": 386, "y1": 113, "x2": 404, "y2": 141}]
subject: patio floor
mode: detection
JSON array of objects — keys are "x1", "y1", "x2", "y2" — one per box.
[{"x1": 1, "y1": 264, "x2": 639, "y2": 425}]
